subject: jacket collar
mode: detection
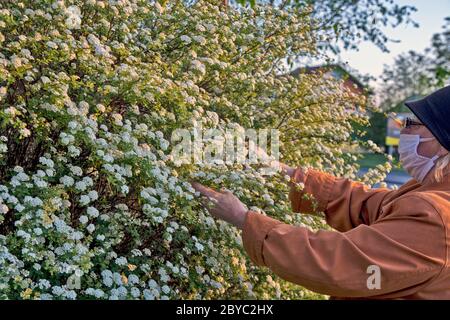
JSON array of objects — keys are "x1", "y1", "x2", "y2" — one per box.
[{"x1": 404, "y1": 170, "x2": 450, "y2": 191}]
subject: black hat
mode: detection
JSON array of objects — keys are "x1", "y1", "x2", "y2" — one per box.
[{"x1": 405, "y1": 86, "x2": 450, "y2": 152}]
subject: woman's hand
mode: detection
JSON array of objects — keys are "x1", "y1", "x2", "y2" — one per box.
[
  {"x1": 251, "y1": 143, "x2": 296, "y2": 178},
  {"x1": 191, "y1": 182, "x2": 248, "y2": 230}
]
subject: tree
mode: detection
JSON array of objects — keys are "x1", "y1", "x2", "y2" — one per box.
[
  {"x1": 428, "y1": 17, "x2": 450, "y2": 86},
  {"x1": 235, "y1": 0, "x2": 418, "y2": 54},
  {"x1": 378, "y1": 16, "x2": 450, "y2": 111},
  {"x1": 364, "y1": 17, "x2": 450, "y2": 158},
  {"x1": 378, "y1": 51, "x2": 436, "y2": 110}
]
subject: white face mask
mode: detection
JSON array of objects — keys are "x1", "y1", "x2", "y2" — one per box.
[{"x1": 399, "y1": 134, "x2": 439, "y2": 183}]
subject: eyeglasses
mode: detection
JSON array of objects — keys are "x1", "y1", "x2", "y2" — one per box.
[
  {"x1": 403, "y1": 117, "x2": 423, "y2": 129},
  {"x1": 389, "y1": 114, "x2": 424, "y2": 128}
]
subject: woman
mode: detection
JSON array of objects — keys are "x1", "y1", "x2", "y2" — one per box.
[{"x1": 192, "y1": 85, "x2": 450, "y2": 299}]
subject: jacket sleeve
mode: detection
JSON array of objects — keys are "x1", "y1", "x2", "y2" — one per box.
[
  {"x1": 289, "y1": 167, "x2": 395, "y2": 231},
  {"x1": 242, "y1": 196, "x2": 446, "y2": 298}
]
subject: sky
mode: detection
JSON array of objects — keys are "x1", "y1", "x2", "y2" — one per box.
[{"x1": 337, "y1": 0, "x2": 449, "y2": 88}]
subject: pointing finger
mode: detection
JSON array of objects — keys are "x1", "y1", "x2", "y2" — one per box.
[{"x1": 191, "y1": 182, "x2": 220, "y2": 199}]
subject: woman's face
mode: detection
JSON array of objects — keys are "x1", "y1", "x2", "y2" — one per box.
[{"x1": 400, "y1": 117, "x2": 447, "y2": 158}]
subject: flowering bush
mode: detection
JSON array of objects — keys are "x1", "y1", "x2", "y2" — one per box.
[{"x1": 0, "y1": 0, "x2": 390, "y2": 300}]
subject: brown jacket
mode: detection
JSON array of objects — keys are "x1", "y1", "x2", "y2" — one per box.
[{"x1": 242, "y1": 168, "x2": 450, "y2": 299}]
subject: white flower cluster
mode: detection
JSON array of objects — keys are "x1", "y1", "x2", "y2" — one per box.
[{"x1": 65, "y1": 5, "x2": 82, "y2": 30}]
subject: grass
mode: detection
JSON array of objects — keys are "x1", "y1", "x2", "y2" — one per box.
[
  {"x1": 357, "y1": 153, "x2": 406, "y2": 173},
  {"x1": 357, "y1": 153, "x2": 387, "y2": 168}
]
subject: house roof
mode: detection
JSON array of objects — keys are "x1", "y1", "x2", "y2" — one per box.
[{"x1": 290, "y1": 64, "x2": 367, "y2": 92}]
